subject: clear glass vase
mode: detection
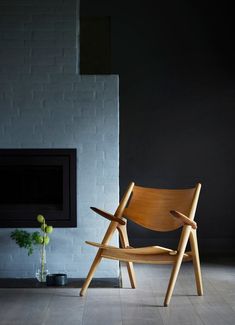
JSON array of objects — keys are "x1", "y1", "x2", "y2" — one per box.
[{"x1": 35, "y1": 244, "x2": 49, "y2": 282}]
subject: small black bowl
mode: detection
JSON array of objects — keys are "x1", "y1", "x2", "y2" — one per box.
[{"x1": 46, "y1": 274, "x2": 68, "y2": 286}]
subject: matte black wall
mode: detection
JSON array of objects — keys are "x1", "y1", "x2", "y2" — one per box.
[{"x1": 81, "y1": 0, "x2": 235, "y2": 254}]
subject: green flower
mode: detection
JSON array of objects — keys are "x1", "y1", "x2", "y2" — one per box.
[
  {"x1": 45, "y1": 226, "x2": 53, "y2": 234},
  {"x1": 37, "y1": 214, "x2": 45, "y2": 223}
]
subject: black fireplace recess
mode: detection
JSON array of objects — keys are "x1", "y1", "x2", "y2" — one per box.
[{"x1": 0, "y1": 149, "x2": 77, "y2": 228}]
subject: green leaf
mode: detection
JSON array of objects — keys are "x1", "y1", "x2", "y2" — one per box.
[{"x1": 10, "y1": 229, "x2": 40, "y2": 255}]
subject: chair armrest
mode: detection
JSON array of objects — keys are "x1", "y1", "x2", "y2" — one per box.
[
  {"x1": 90, "y1": 207, "x2": 126, "y2": 225},
  {"x1": 170, "y1": 210, "x2": 197, "y2": 229}
]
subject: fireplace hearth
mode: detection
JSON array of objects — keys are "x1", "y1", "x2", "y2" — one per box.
[{"x1": 0, "y1": 149, "x2": 76, "y2": 228}]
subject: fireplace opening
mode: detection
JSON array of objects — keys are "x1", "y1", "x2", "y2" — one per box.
[
  {"x1": 1, "y1": 165, "x2": 63, "y2": 207},
  {"x1": 0, "y1": 149, "x2": 77, "y2": 228}
]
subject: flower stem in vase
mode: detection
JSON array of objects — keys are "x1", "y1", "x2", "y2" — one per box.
[{"x1": 41, "y1": 243, "x2": 45, "y2": 282}]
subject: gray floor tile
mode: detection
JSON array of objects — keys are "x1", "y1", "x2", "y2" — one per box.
[{"x1": 0, "y1": 260, "x2": 235, "y2": 325}]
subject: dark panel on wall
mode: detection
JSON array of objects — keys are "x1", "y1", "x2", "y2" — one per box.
[{"x1": 80, "y1": 16, "x2": 111, "y2": 74}]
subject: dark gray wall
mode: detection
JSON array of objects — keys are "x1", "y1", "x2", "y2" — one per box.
[{"x1": 81, "y1": 0, "x2": 235, "y2": 254}]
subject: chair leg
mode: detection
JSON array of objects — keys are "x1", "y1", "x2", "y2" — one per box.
[
  {"x1": 80, "y1": 221, "x2": 118, "y2": 297},
  {"x1": 126, "y1": 262, "x2": 136, "y2": 288},
  {"x1": 190, "y1": 229, "x2": 203, "y2": 296},
  {"x1": 164, "y1": 226, "x2": 191, "y2": 306},
  {"x1": 80, "y1": 250, "x2": 102, "y2": 296},
  {"x1": 118, "y1": 224, "x2": 137, "y2": 288},
  {"x1": 164, "y1": 251, "x2": 185, "y2": 306}
]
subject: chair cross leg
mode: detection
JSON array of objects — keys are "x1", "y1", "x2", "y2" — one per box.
[{"x1": 118, "y1": 224, "x2": 137, "y2": 288}]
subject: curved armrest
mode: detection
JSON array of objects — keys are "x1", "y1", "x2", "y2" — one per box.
[
  {"x1": 90, "y1": 207, "x2": 126, "y2": 225},
  {"x1": 170, "y1": 210, "x2": 197, "y2": 229}
]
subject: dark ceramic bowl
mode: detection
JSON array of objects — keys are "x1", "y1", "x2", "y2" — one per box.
[{"x1": 46, "y1": 274, "x2": 68, "y2": 286}]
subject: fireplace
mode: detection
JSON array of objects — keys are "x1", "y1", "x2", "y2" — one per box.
[{"x1": 0, "y1": 149, "x2": 77, "y2": 228}]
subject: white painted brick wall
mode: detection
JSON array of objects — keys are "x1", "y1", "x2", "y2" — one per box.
[
  {"x1": 0, "y1": 0, "x2": 78, "y2": 74},
  {"x1": 0, "y1": 0, "x2": 119, "y2": 278}
]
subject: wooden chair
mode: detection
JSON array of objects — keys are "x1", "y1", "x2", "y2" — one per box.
[{"x1": 80, "y1": 182, "x2": 203, "y2": 306}]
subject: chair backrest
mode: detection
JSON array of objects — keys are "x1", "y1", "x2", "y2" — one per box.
[{"x1": 123, "y1": 184, "x2": 200, "y2": 232}]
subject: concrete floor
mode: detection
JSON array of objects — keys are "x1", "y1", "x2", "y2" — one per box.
[{"x1": 0, "y1": 259, "x2": 235, "y2": 325}]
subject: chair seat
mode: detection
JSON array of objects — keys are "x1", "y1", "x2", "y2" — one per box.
[{"x1": 86, "y1": 241, "x2": 192, "y2": 264}]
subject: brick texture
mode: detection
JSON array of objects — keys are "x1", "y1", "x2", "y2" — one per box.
[
  {"x1": 0, "y1": 0, "x2": 78, "y2": 73},
  {"x1": 0, "y1": 0, "x2": 119, "y2": 278}
]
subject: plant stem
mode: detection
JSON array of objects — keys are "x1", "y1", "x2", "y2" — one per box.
[
  {"x1": 41, "y1": 220, "x2": 46, "y2": 281},
  {"x1": 41, "y1": 244, "x2": 45, "y2": 281}
]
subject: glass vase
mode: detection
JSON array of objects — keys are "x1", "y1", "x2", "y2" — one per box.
[{"x1": 35, "y1": 244, "x2": 49, "y2": 282}]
